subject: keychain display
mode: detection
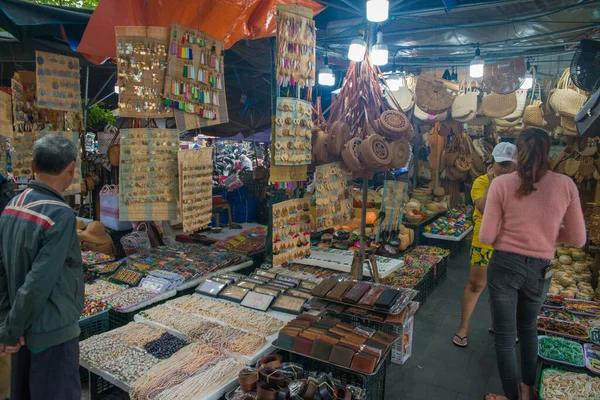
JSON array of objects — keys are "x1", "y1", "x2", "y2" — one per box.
[
  {"x1": 272, "y1": 199, "x2": 312, "y2": 267},
  {"x1": 164, "y1": 23, "x2": 226, "y2": 124},
  {"x1": 376, "y1": 181, "x2": 407, "y2": 241},
  {"x1": 276, "y1": 7, "x2": 316, "y2": 88},
  {"x1": 178, "y1": 148, "x2": 212, "y2": 233},
  {"x1": 0, "y1": 91, "x2": 12, "y2": 138},
  {"x1": 314, "y1": 162, "x2": 353, "y2": 231},
  {"x1": 273, "y1": 98, "x2": 313, "y2": 165},
  {"x1": 35, "y1": 51, "x2": 81, "y2": 112},
  {"x1": 116, "y1": 26, "x2": 172, "y2": 118},
  {"x1": 11, "y1": 79, "x2": 25, "y2": 135},
  {"x1": 119, "y1": 128, "x2": 179, "y2": 221}
]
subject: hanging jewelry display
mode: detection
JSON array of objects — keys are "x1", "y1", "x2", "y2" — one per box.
[
  {"x1": 0, "y1": 136, "x2": 6, "y2": 177},
  {"x1": 35, "y1": 51, "x2": 81, "y2": 112},
  {"x1": 276, "y1": 6, "x2": 316, "y2": 89},
  {"x1": 36, "y1": 130, "x2": 82, "y2": 195},
  {"x1": 178, "y1": 148, "x2": 212, "y2": 233},
  {"x1": 119, "y1": 128, "x2": 179, "y2": 221},
  {"x1": 376, "y1": 181, "x2": 407, "y2": 241},
  {"x1": 163, "y1": 23, "x2": 228, "y2": 126},
  {"x1": 10, "y1": 134, "x2": 35, "y2": 180},
  {"x1": 0, "y1": 91, "x2": 12, "y2": 138},
  {"x1": 314, "y1": 162, "x2": 353, "y2": 231},
  {"x1": 115, "y1": 26, "x2": 172, "y2": 118},
  {"x1": 273, "y1": 98, "x2": 313, "y2": 166},
  {"x1": 11, "y1": 79, "x2": 25, "y2": 135},
  {"x1": 272, "y1": 199, "x2": 312, "y2": 267}
]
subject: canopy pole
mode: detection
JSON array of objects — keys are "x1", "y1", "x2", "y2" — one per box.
[
  {"x1": 265, "y1": 36, "x2": 277, "y2": 264},
  {"x1": 83, "y1": 66, "x2": 90, "y2": 130}
]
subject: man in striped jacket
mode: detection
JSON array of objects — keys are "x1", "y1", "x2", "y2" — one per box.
[{"x1": 0, "y1": 135, "x2": 84, "y2": 400}]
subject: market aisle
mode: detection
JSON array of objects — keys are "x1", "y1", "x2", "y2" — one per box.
[{"x1": 386, "y1": 244, "x2": 507, "y2": 400}]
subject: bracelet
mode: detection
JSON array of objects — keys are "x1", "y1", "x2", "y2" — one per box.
[
  {"x1": 239, "y1": 369, "x2": 259, "y2": 392},
  {"x1": 258, "y1": 354, "x2": 282, "y2": 369},
  {"x1": 279, "y1": 362, "x2": 305, "y2": 380},
  {"x1": 258, "y1": 367, "x2": 286, "y2": 387},
  {"x1": 302, "y1": 378, "x2": 317, "y2": 400},
  {"x1": 257, "y1": 381, "x2": 279, "y2": 400}
]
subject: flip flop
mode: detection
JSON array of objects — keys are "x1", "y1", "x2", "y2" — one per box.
[
  {"x1": 453, "y1": 334, "x2": 468, "y2": 347},
  {"x1": 483, "y1": 393, "x2": 506, "y2": 400}
]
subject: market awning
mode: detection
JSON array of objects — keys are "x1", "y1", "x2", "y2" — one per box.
[
  {"x1": 77, "y1": 0, "x2": 324, "y2": 61},
  {"x1": 0, "y1": 0, "x2": 92, "y2": 49}
]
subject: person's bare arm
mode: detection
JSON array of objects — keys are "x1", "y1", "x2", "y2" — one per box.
[{"x1": 474, "y1": 167, "x2": 494, "y2": 214}]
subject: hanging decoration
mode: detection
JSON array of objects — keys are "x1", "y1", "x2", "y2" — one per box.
[
  {"x1": 119, "y1": 128, "x2": 179, "y2": 221},
  {"x1": 0, "y1": 91, "x2": 12, "y2": 138},
  {"x1": 272, "y1": 198, "x2": 312, "y2": 267},
  {"x1": 11, "y1": 79, "x2": 25, "y2": 135},
  {"x1": 116, "y1": 27, "x2": 172, "y2": 118},
  {"x1": 163, "y1": 23, "x2": 228, "y2": 127},
  {"x1": 376, "y1": 181, "x2": 407, "y2": 241},
  {"x1": 276, "y1": 5, "x2": 316, "y2": 89},
  {"x1": 313, "y1": 162, "x2": 353, "y2": 231},
  {"x1": 178, "y1": 148, "x2": 213, "y2": 233},
  {"x1": 35, "y1": 51, "x2": 82, "y2": 112},
  {"x1": 273, "y1": 97, "x2": 313, "y2": 166},
  {"x1": 37, "y1": 130, "x2": 81, "y2": 195}
]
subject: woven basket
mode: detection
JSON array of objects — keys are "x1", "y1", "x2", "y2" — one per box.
[
  {"x1": 549, "y1": 68, "x2": 587, "y2": 118},
  {"x1": 341, "y1": 137, "x2": 362, "y2": 171},
  {"x1": 560, "y1": 116, "x2": 578, "y2": 135},
  {"x1": 482, "y1": 92, "x2": 517, "y2": 118},
  {"x1": 312, "y1": 130, "x2": 329, "y2": 164},
  {"x1": 452, "y1": 80, "x2": 479, "y2": 122},
  {"x1": 522, "y1": 100, "x2": 547, "y2": 128},
  {"x1": 482, "y1": 57, "x2": 526, "y2": 94},
  {"x1": 414, "y1": 75, "x2": 455, "y2": 114},
  {"x1": 378, "y1": 110, "x2": 410, "y2": 140},
  {"x1": 386, "y1": 86, "x2": 414, "y2": 112},
  {"x1": 327, "y1": 121, "x2": 351, "y2": 156},
  {"x1": 357, "y1": 135, "x2": 392, "y2": 171},
  {"x1": 390, "y1": 139, "x2": 410, "y2": 169}
]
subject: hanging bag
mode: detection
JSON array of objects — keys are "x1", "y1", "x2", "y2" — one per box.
[
  {"x1": 452, "y1": 79, "x2": 479, "y2": 122},
  {"x1": 481, "y1": 91, "x2": 517, "y2": 118},
  {"x1": 523, "y1": 82, "x2": 547, "y2": 128},
  {"x1": 549, "y1": 68, "x2": 587, "y2": 118},
  {"x1": 99, "y1": 185, "x2": 133, "y2": 231},
  {"x1": 575, "y1": 86, "x2": 600, "y2": 137},
  {"x1": 107, "y1": 129, "x2": 121, "y2": 167},
  {"x1": 414, "y1": 74, "x2": 455, "y2": 114},
  {"x1": 98, "y1": 124, "x2": 118, "y2": 154},
  {"x1": 500, "y1": 89, "x2": 529, "y2": 120}
]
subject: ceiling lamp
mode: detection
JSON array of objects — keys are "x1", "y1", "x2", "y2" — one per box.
[
  {"x1": 348, "y1": 38, "x2": 367, "y2": 62},
  {"x1": 366, "y1": 0, "x2": 389, "y2": 23},
  {"x1": 386, "y1": 72, "x2": 401, "y2": 91},
  {"x1": 318, "y1": 55, "x2": 335, "y2": 86},
  {"x1": 371, "y1": 32, "x2": 388, "y2": 66},
  {"x1": 469, "y1": 45, "x2": 484, "y2": 78},
  {"x1": 520, "y1": 71, "x2": 533, "y2": 89}
]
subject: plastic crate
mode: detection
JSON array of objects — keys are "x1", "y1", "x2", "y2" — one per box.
[
  {"x1": 425, "y1": 237, "x2": 465, "y2": 257},
  {"x1": 434, "y1": 257, "x2": 448, "y2": 285},
  {"x1": 422, "y1": 267, "x2": 435, "y2": 297},
  {"x1": 87, "y1": 371, "x2": 128, "y2": 400},
  {"x1": 79, "y1": 309, "x2": 110, "y2": 341},
  {"x1": 281, "y1": 351, "x2": 388, "y2": 400}
]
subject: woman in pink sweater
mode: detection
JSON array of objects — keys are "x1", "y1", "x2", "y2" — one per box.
[{"x1": 480, "y1": 128, "x2": 586, "y2": 400}]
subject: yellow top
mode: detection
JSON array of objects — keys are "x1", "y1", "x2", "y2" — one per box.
[{"x1": 471, "y1": 174, "x2": 493, "y2": 250}]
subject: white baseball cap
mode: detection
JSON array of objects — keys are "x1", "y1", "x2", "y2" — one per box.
[{"x1": 492, "y1": 142, "x2": 517, "y2": 163}]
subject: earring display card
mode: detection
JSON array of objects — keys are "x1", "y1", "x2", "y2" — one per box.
[
  {"x1": 11, "y1": 79, "x2": 25, "y2": 135},
  {"x1": 314, "y1": 162, "x2": 353, "y2": 231},
  {"x1": 164, "y1": 23, "x2": 228, "y2": 127},
  {"x1": 240, "y1": 291, "x2": 275, "y2": 312},
  {"x1": 0, "y1": 136, "x2": 6, "y2": 177},
  {"x1": 273, "y1": 98, "x2": 313, "y2": 166},
  {"x1": 119, "y1": 128, "x2": 179, "y2": 221},
  {"x1": 10, "y1": 134, "x2": 34, "y2": 180},
  {"x1": 35, "y1": 51, "x2": 81, "y2": 112},
  {"x1": 272, "y1": 198, "x2": 312, "y2": 267},
  {"x1": 36, "y1": 131, "x2": 82, "y2": 195},
  {"x1": 0, "y1": 91, "x2": 12, "y2": 138},
  {"x1": 115, "y1": 26, "x2": 172, "y2": 118},
  {"x1": 376, "y1": 181, "x2": 407, "y2": 241},
  {"x1": 178, "y1": 148, "x2": 212, "y2": 233},
  {"x1": 276, "y1": 6, "x2": 316, "y2": 89}
]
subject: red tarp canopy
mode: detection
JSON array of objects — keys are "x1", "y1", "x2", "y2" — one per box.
[{"x1": 77, "y1": 0, "x2": 324, "y2": 62}]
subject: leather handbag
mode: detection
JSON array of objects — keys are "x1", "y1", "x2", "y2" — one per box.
[
  {"x1": 575, "y1": 86, "x2": 600, "y2": 137},
  {"x1": 549, "y1": 68, "x2": 587, "y2": 118},
  {"x1": 522, "y1": 83, "x2": 547, "y2": 128},
  {"x1": 481, "y1": 92, "x2": 517, "y2": 118}
]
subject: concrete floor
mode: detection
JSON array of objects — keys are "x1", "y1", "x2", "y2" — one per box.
[{"x1": 385, "y1": 245, "x2": 509, "y2": 400}]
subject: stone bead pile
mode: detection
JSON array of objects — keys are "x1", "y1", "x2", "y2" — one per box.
[
  {"x1": 105, "y1": 287, "x2": 161, "y2": 311},
  {"x1": 85, "y1": 280, "x2": 126, "y2": 300},
  {"x1": 166, "y1": 295, "x2": 286, "y2": 336},
  {"x1": 144, "y1": 332, "x2": 188, "y2": 359},
  {"x1": 140, "y1": 304, "x2": 266, "y2": 356}
]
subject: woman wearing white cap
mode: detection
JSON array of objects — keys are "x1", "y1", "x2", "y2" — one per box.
[{"x1": 452, "y1": 142, "x2": 516, "y2": 348}]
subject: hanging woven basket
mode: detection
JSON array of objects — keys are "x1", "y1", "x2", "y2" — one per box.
[
  {"x1": 390, "y1": 139, "x2": 411, "y2": 169},
  {"x1": 358, "y1": 135, "x2": 392, "y2": 171},
  {"x1": 327, "y1": 121, "x2": 351, "y2": 157},
  {"x1": 414, "y1": 75, "x2": 455, "y2": 114},
  {"x1": 378, "y1": 110, "x2": 410, "y2": 140},
  {"x1": 341, "y1": 137, "x2": 363, "y2": 171},
  {"x1": 482, "y1": 57, "x2": 527, "y2": 94}
]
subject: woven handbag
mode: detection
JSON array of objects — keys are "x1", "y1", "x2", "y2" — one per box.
[
  {"x1": 414, "y1": 105, "x2": 448, "y2": 122},
  {"x1": 107, "y1": 129, "x2": 121, "y2": 167},
  {"x1": 522, "y1": 83, "x2": 547, "y2": 128},
  {"x1": 500, "y1": 90, "x2": 529, "y2": 120},
  {"x1": 549, "y1": 68, "x2": 587, "y2": 118},
  {"x1": 98, "y1": 125, "x2": 118, "y2": 154},
  {"x1": 386, "y1": 86, "x2": 414, "y2": 112},
  {"x1": 414, "y1": 74, "x2": 455, "y2": 114},
  {"x1": 482, "y1": 92, "x2": 517, "y2": 118},
  {"x1": 482, "y1": 57, "x2": 527, "y2": 94},
  {"x1": 452, "y1": 80, "x2": 479, "y2": 122}
]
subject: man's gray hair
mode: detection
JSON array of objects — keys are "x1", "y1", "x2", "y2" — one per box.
[{"x1": 32, "y1": 135, "x2": 78, "y2": 175}]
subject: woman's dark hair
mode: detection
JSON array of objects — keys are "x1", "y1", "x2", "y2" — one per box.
[{"x1": 515, "y1": 128, "x2": 552, "y2": 198}]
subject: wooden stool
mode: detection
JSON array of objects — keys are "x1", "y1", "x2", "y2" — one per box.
[{"x1": 212, "y1": 203, "x2": 233, "y2": 228}]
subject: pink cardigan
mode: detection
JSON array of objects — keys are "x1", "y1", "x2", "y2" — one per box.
[{"x1": 479, "y1": 171, "x2": 586, "y2": 260}]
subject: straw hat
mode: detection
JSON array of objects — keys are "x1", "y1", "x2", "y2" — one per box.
[
  {"x1": 76, "y1": 220, "x2": 86, "y2": 232},
  {"x1": 78, "y1": 221, "x2": 114, "y2": 256}
]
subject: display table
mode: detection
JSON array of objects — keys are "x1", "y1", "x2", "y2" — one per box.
[
  {"x1": 175, "y1": 259, "x2": 254, "y2": 293},
  {"x1": 423, "y1": 226, "x2": 473, "y2": 255},
  {"x1": 404, "y1": 211, "x2": 446, "y2": 245},
  {"x1": 295, "y1": 248, "x2": 404, "y2": 279}
]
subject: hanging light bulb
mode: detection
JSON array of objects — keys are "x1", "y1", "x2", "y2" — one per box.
[
  {"x1": 348, "y1": 38, "x2": 367, "y2": 62},
  {"x1": 469, "y1": 45, "x2": 484, "y2": 78},
  {"x1": 318, "y1": 55, "x2": 335, "y2": 86},
  {"x1": 114, "y1": 77, "x2": 119, "y2": 94},
  {"x1": 371, "y1": 32, "x2": 388, "y2": 66},
  {"x1": 366, "y1": 0, "x2": 389, "y2": 23}
]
